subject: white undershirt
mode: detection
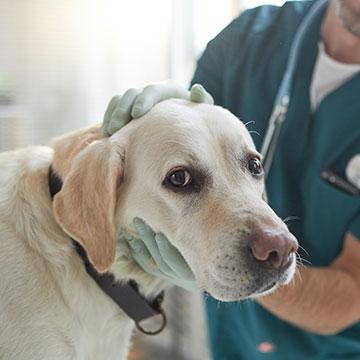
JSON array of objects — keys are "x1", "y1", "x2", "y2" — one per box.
[{"x1": 310, "y1": 42, "x2": 360, "y2": 112}]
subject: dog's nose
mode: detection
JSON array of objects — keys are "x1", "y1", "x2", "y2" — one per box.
[{"x1": 249, "y1": 228, "x2": 298, "y2": 268}]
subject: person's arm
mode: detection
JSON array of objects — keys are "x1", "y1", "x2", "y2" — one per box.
[{"x1": 258, "y1": 231, "x2": 360, "y2": 335}]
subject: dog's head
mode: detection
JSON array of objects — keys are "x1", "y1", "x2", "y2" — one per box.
[{"x1": 52, "y1": 99, "x2": 298, "y2": 301}]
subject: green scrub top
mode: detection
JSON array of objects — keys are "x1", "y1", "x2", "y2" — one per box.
[{"x1": 191, "y1": 1, "x2": 360, "y2": 359}]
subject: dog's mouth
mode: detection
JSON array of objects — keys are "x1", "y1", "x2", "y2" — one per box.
[
  {"x1": 203, "y1": 254, "x2": 296, "y2": 301},
  {"x1": 203, "y1": 280, "x2": 277, "y2": 300},
  {"x1": 250, "y1": 256, "x2": 297, "y2": 296},
  {"x1": 255, "y1": 281, "x2": 277, "y2": 294}
]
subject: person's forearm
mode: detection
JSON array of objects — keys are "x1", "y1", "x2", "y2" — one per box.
[{"x1": 257, "y1": 266, "x2": 360, "y2": 334}]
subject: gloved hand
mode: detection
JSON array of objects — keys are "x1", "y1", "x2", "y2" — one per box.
[
  {"x1": 102, "y1": 83, "x2": 214, "y2": 136},
  {"x1": 124, "y1": 218, "x2": 198, "y2": 292}
]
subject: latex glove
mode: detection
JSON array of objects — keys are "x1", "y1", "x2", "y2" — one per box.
[
  {"x1": 124, "y1": 218, "x2": 198, "y2": 292},
  {"x1": 102, "y1": 83, "x2": 214, "y2": 136}
]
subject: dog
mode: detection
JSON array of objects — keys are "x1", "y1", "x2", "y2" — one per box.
[{"x1": 0, "y1": 99, "x2": 298, "y2": 359}]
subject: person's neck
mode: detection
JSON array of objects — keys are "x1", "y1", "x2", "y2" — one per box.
[{"x1": 321, "y1": 1, "x2": 360, "y2": 64}]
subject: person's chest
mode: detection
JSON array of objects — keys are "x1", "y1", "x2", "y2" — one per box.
[{"x1": 222, "y1": 50, "x2": 360, "y2": 265}]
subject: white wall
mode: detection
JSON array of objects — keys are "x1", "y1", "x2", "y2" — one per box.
[
  {"x1": 0, "y1": 0, "x2": 175, "y2": 146},
  {"x1": 0, "y1": 0, "x2": 284, "y2": 147}
]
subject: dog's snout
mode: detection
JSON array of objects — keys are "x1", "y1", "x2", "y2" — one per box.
[{"x1": 249, "y1": 228, "x2": 298, "y2": 268}]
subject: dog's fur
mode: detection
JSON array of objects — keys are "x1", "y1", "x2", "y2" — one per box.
[{"x1": 0, "y1": 100, "x2": 296, "y2": 359}]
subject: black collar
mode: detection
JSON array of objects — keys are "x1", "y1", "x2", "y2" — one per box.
[{"x1": 48, "y1": 166, "x2": 166, "y2": 335}]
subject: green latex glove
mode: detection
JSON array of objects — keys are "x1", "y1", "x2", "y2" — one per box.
[
  {"x1": 124, "y1": 218, "x2": 198, "y2": 292},
  {"x1": 102, "y1": 83, "x2": 214, "y2": 136}
]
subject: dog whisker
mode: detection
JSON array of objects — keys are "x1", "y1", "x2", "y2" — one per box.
[
  {"x1": 293, "y1": 267, "x2": 303, "y2": 283},
  {"x1": 295, "y1": 252, "x2": 312, "y2": 266},
  {"x1": 249, "y1": 130, "x2": 260, "y2": 137},
  {"x1": 297, "y1": 244, "x2": 310, "y2": 257},
  {"x1": 243, "y1": 120, "x2": 255, "y2": 128},
  {"x1": 283, "y1": 215, "x2": 300, "y2": 224}
]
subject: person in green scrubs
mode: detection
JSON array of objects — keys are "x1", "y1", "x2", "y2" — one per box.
[{"x1": 103, "y1": 0, "x2": 360, "y2": 358}]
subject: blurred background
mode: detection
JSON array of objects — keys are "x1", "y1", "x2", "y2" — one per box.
[{"x1": 0, "y1": 1, "x2": 285, "y2": 359}]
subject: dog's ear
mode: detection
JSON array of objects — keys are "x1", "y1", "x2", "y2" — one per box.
[
  {"x1": 52, "y1": 125, "x2": 103, "y2": 180},
  {"x1": 53, "y1": 139, "x2": 124, "y2": 273}
]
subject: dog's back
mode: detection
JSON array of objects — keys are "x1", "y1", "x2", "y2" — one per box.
[{"x1": 0, "y1": 146, "x2": 131, "y2": 360}]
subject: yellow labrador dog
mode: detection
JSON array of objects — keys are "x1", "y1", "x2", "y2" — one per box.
[{"x1": 0, "y1": 99, "x2": 298, "y2": 359}]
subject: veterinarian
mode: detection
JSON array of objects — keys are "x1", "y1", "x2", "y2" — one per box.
[{"x1": 103, "y1": 0, "x2": 360, "y2": 359}]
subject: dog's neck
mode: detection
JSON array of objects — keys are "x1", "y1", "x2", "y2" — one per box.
[{"x1": 48, "y1": 166, "x2": 167, "y2": 334}]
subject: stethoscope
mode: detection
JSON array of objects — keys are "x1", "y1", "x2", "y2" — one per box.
[{"x1": 260, "y1": 0, "x2": 359, "y2": 196}]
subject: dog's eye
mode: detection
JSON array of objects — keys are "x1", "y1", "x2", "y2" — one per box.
[
  {"x1": 167, "y1": 169, "x2": 193, "y2": 187},
  {"x1": 248, "y1": 158, "x2": 263, "y2": 176}
]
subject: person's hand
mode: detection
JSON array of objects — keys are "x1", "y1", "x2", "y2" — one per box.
[
  {"x1": 102, "y1": 83, "x2": 214, "y2": 136},
  {"x1": 123, "y1": 218, "x2": 198, "y2": 292}
]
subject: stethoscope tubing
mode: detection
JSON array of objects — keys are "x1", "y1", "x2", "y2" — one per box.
[{"x1": 260, "y1": 0, "x2": 329, "y2": 178}]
